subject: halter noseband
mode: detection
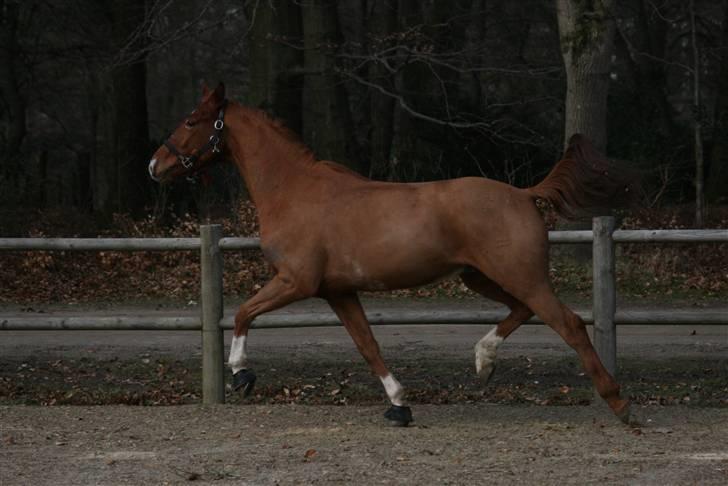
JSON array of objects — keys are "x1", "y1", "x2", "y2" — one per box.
[{"x1": 164, "y1": 99, "x2": 228, "y2": 172}]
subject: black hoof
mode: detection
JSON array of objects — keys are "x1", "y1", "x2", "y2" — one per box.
[
  {"x1": 232, "y1": 369, "x2": 257, "y2": 397},
  {"x1": 384, "y1": 405, "x2": 413, "y2": 427}
]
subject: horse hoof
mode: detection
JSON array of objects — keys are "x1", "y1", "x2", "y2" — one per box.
[
  {"x1": 384, "y1": 405, "x2": 413, "y2": 427},
  {"x1": 232, "y1": 369, "x2": 257, "y2": 397},
  {"x1": 615, "y1": 400, "x2": 631, "y2": 425},
  {"x1": 478, "y1": 363, "x2": 497, "y2": 384}
]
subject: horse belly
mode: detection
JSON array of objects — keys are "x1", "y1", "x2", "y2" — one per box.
[{"x1": 324, "y1": 245, "x2": 464, "y2": 292}]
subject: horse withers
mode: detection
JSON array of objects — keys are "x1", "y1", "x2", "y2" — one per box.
[{"x1": 149, "y1": 83, "x2": 635, "y2": 426}]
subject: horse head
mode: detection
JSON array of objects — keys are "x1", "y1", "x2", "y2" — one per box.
[{"x1": 149, "y1": 82, "x2": 227, "y2": 183}]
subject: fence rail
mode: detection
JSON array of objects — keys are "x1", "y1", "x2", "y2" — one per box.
[
  {"x1": 2, "y1": 308, "x2": 727, "y2": 331},
  {"x1": 1, "y1": 218, "x2": 726, "y2": 404},
  {"x1": 2, "y1": 229, "x2": 727, "y2": 251}
]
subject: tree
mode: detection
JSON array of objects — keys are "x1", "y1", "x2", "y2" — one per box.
[
  {"x1": 366, "y1": 0, "x2": 398, "y2": 180},
  {"x1": 707, "y1": 0, "x2": 728, "y2": 203},
  {"x1": 301, "y1": 0, "x2": 363, "y2": 173},
  {"x1": 556, "y1": 0, "x2": 616, "y2": 152},
  {"x1": 689, "y1": 0, "x2": 705, "y2": 226},
  {"x1": 245, "y1": 0, "x2": 303, "y2": 133},
  {"x1": 0, "y1": 0, "x2": 26, "y2": 184},
  {"x1": 93, "y1": 0, "x2": 151, "y2": 215}
]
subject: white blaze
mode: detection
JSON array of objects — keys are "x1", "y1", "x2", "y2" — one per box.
[
  {"x1": 380, "y1": 374, "x2": 404, "y2": 406},
  {"x1": 475, "y1": 326, "x2": 503, "y2": 375},
  {"x1": 228, "y1": 335, "x2": 248, "y2": 374}
]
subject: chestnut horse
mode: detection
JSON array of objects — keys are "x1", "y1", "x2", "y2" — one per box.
[{"x1": 150, "y1": 83, "x2": 633, "y2": 426}]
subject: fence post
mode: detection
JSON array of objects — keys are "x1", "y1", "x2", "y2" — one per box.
[
  {"x1": 592, "y1": 216, "x2": 617, "y2": 377},
  {"x1": 200, "y1": 224, "x2": 225, "y2": 404}
]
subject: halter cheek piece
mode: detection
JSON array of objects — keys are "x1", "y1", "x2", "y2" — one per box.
[{"x1": 163, "y1": 99, "x2": 228, "y2": 174}]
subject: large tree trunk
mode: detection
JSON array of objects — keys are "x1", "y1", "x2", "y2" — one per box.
[
  {"x1": 689, "y1": 0, "x2": 704, "y2": 227},
  {"x1": 301, "y1": 0, "x2": 363, "y2": 173},
  {"x1": 0, "y1": 0, "x2": 26, "y2": 179},
  {"x1": 615, "y1": 0, "x2": 676, "y2": 139},
  {"x1": 707, "y1": 0, "x2": 728, "y2": 204},
  {"x1": 367, "y1": 0, "x2": 397, "y2": 180},
  {"x1": 556, "y1": 0, "x2": 616, "y2": 152},
  {"x1": 245, "y1": 0, "x2": 303, "y2": 133},
  {"x1": 94, "y1": 0, "x2": 150, "y2": 215}
]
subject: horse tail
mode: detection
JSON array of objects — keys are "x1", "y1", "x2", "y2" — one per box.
[{"x1": 526, "y1": 134, "x2": 637, "y2": 219}]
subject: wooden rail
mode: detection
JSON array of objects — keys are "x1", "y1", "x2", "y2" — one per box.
[{"x1": 1, "y1": 219, "x2": 726, "y2": 404}]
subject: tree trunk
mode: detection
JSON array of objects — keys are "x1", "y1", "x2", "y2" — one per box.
[
  {"x1": 245, "y1": 0, "x2": 303, "y2": 133},
  {"x1": 367, "y1": 0, "x2": 397, "y2": 180},
  {"x1": 301, "y1": 0, "x2": 363, "y2": 173},
  {"x1": 0, "y1": 0, "x2": 26, "y2": 174},
  {"x1": 556, "y1": 0, "x2": 616, "y2": 152},
  {"x1": 615, "y1": 0, "x2": 676, "y2": 139},
  {"x1": 690, "y1": 0, "x2": 704, "y2": 227},
  {"x1": 94, "y1": 0, "x2": 151, "y2": 215},
  {"x1": 707, "y1": 0, "x2": 728, "y2": 204}
]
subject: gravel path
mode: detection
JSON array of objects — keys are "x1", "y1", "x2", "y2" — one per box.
[
  {"x1": 1, "y1": 299, "x2": 726, "y2": 484},
  {"x1": 2, "y1": 404, "x2": 727, "y2": 485}
]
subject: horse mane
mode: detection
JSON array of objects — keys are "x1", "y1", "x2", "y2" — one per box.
[
  {"x1": 242, "y1": 106, "x2": 315, "y2": 160},
  {"x1": 242, "y1": 105, "x2": 368, "y2": 180},
  {"x1": 317, "y1": 161, "x2": 370, "y2": 181}
]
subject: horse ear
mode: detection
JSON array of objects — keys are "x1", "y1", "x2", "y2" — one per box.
[
  {"x1": 213, "y1": 82, "x2": 225, "y2": 101},
  {"x1": 201, "y1": 83, "x2": 211, "y2": 98}
]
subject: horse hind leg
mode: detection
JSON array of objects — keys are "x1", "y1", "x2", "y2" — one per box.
[
  {"x1": 517, "y1": 285, "x2": 631, "y2": 423},
  {"x1": 327, "y1": 293, "x2": 412, "y2": 426},
  {"x1": 460, "y1": 272, "x2": 534, "y2": 382}
]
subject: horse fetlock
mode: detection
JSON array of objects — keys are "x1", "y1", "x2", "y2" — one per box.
[
  {"x1": 228, "y1": 335, "x2": 248, "y2": 374},
  {"x1": 474, "y1": 330, "x2": 502, "y2": 379},
  {"x1": 380, "y1": 374, "x2": 405, "y2": 406}
]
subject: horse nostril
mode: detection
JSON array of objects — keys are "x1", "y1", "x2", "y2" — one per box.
[{"x1": 148, "y1": 158, "x2": 160, "y2": 182}]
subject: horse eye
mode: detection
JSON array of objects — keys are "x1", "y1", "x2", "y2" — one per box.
[{"x1": 184, "y1": 120, "x2": 196, "y2": 128}]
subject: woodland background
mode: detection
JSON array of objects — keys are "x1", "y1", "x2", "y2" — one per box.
[{"x1": 0, "y1": 0, "x2": 727, "y2": 303}]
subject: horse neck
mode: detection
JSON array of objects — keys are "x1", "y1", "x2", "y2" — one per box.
[{"x1": 225, "y1": 104, "x2": 317, "y2": 218}]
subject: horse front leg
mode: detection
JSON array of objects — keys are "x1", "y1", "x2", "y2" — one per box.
[
  {"x1": 327, "y1": 293, "x2": 412, "y2": 426},
  {"x1": 229, "y1": 274, "x2": 311, "y2": 396}
]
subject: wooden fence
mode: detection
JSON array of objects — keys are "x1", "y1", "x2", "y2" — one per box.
[{"x1": 1, "y1": 216, "x2": 726, "y2": 404}]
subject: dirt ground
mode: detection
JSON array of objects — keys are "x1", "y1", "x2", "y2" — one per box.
[
  {"x1": 1, "y1": 299, "x2": 727, "y2": 484},
  {"x1": 2, "y1": 404, "x2": 728, "y2": 485}
]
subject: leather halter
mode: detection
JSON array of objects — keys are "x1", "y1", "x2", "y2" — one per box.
[{"x1": 163, "y1": 99, "x2": 228, "y2": 173}]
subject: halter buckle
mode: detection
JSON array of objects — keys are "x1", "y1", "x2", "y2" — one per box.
[
  {"x1": 180, "y1": 155, "x2": 193, "y2": 169},
  {"x1": 210, "y1": 134, "x2": 221, "y2": 153},
  {"x1": 214, "y1": 119, "x2": 224, "y2": 130}
]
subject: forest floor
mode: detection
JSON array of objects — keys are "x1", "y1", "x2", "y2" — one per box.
[{"x1": 1, "y1": 297, "x2": 726, "y2": 485}]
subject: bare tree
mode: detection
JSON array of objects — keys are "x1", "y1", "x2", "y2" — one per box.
[
  {"x1": 690, "y1": 0, "x2": 705, "y2": 227},
  {"x1": 707, "y1": 0, "x2": 728, "y2": 203},
  {"x1": 244, "y1": 0, "x2": 303, "y2": 133},
  {"x1": 301, "y1": 0, "x2": 362, "y2": 173},
  {"x1": 556, "y1": 0, "x2": 616, "y2": 152},
  {"x1": 0, "y1": 1, "x2": 26, "y2": 170}
]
